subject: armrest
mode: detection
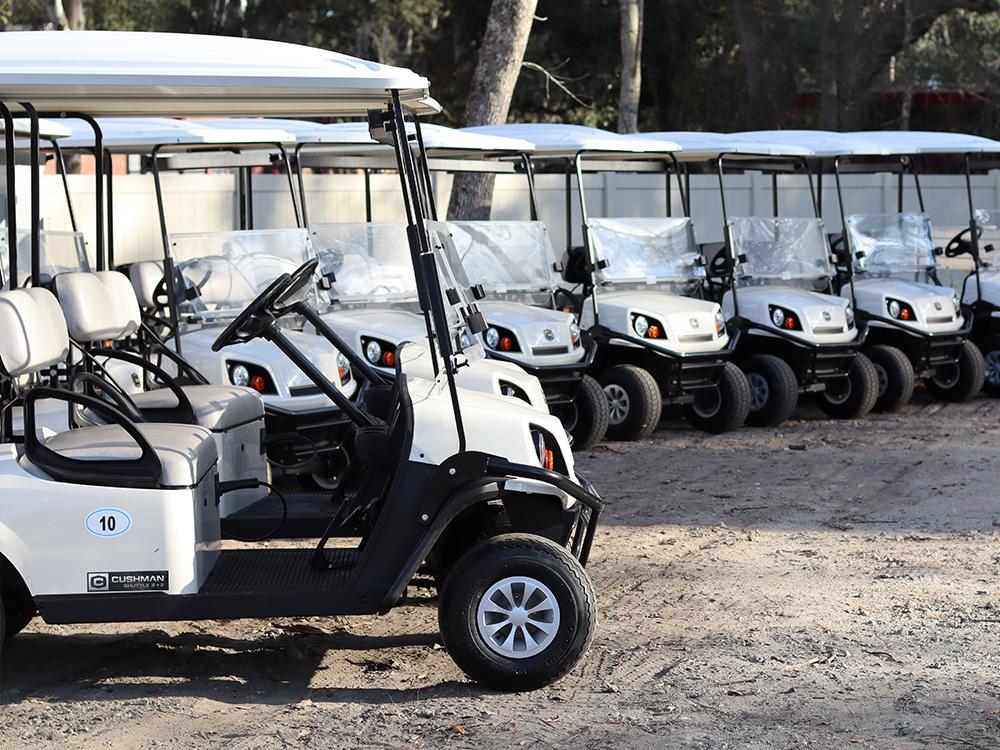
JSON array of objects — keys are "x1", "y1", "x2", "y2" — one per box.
[
  {"x1": 69, "y1": 371, "x2": 146, "y2": 424},
  {"x1": 95, "y1": 349, "x2": 197, "y2": 424},
  {"x1": 23, "y1": 386, "x2": 163, "y2": 489}
]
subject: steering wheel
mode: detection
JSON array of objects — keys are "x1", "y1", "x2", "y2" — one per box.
[
  {"x1": 273, "y1": 258, "x2": 320, "y2": 314},
  {"x1": 211, "y1": 272, "x2": 292, "y2": 352},
  {"x1": 708, "y1": 247, "x2": 730, "y2": 278},
  {"x1": 944, "y1": 226, "x2": 979, "y2": 258}
]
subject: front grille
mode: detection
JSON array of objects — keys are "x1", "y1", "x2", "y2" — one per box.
[
  {"x1": 531, "y1": 346, "x2": 569, "y2": 356},
  {"x1": 812, "y1": 325, "x2": 844, "y2": 334},
  {"x1": 678, "y1": 333, "x2": 714, "y2": 343},
  {"x1": 289, "y1": 385, "x2": 322, "y2": 397},
  {"x1": 925, "y1": 315, "x2": 953, "y2": 324}
]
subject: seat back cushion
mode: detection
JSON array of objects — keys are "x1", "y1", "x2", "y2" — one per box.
[
  {"x1": 55, "y1": 271, "x2": 141, "y2": 342},
  {"x1": 0, "y1": 287, "x2": 70, "y2": 377},
  {"x1": 129, "y1": 261, "x2": 164, "y2": 309}
]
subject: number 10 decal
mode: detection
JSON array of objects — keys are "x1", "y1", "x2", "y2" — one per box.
[{"x1": 85, "y1": 508, "x2": 132, "y2": 538}]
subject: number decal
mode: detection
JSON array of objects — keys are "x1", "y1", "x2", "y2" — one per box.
[{"x1": 85, "y1": 509, "x2": 132, "y2": 538}]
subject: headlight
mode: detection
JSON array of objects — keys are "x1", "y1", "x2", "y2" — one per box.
[
  {"x1": 337, "y1": 352, "x2": 351, "y2": 384},
  {"x1": 714, "y1": 311, "x2": 725, "y2": 335},
  {"x1": 886, "y1": 298, "x2": 914, "y2": 321},
  {"x1": 771, "y1": 307, "x2": 785, "y2": 327},
  {"x1": 230, "y1": 364, "x2": 249, "y2": 387},
  {"x1": 485, "y1": 326, "x2": 500, "y2": 349},
  {"x1": 845, "y1": 304, "x2": 855, "y2": 328},
  {"x1": 768, "y1": 306, "x2": 801, "y2": 330},
  {"x1": 953, "y1": 295, "x2": 961, "y2": 317},
  {"x1": 570, "y1": 321, "x2": 581, "y2": 345},
  {"x1": 531, "y1": 429, "x2": 555, "y2": 472},
  {"x1": 633, "y1": 315, "x2": 649, "y2": 337},
  {"x1": 365, "y1": 339, "x2": 382, "y2": 364}
]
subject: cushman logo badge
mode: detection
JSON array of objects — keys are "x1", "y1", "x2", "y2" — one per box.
[
  {"x1": 131, "y1": 373, "x2": 142, "y2": 388},
  {"x1": 689, "y1": 318, "x2": 700, "y2": 329},
  {"x1": 88, "y1": 570, "x2": 169, "y2": 592},
  {"x1": 543, "y1": 329, "x2": 555, "y2": 341},
  {"x1": 822, "y1": 310, "x2": 832, "y2": 321},
  {"x1": 934, "y1": 301, "x2": 943, "y2": 311}
]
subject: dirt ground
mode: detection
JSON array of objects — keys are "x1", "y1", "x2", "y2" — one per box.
[{"x1": 2, "y1": 389, "x2": 999, "y2": 749}]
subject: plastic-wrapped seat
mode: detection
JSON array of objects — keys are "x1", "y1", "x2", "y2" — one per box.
[
  {"x1": 0, "y1": 287, "x2": 218, "y2": 492},
  {"x1": 53, "y1": 271, "x2": 267, "y2": 511}
]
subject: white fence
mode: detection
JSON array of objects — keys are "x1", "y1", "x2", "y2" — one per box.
[{"x1": 13, "y1": 168, "x2": 1000, "y2": 291}]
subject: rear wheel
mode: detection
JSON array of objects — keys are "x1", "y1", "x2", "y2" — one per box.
[
  {"x1": 742, "y1": 354, "x2": 799, "y2": 427},
  {"x1": 978, "y1": 335, "x2": 1000, "y2": 397},
  {"x1": 3, "y1": 606, "x2": 33, "y2": 643},
  {"x1": 569, "y1": 375, "x2": 609, "y2": 450},
  {"x1": 599, "y1": 365, "x2": 662, "y2": 441},
  {"x1": 818, "y1": 352, "x2": 879, "y2": 419},
  {"x1": 683, "y1": 361, "x2": 751, "y2": 433},
  {"x1": 438, "y1": 534, "x2": 596, "y2": 692},
  {"x1": 865, "y1": 344, "x2": 915, "y2": 412},
  {"x1": 927, "y1": 339, "x2": 986, "y2": 402}
]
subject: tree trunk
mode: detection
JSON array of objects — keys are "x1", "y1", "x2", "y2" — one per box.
[
  {"x1": 617, "y1": 0, "x2": 644, "y2": 133},
  {"x1": 49, "y1": 0, "x2": 85, "y2": 29},
  {"x1": 731, "y1": 0, "x2": 797, "y2": 129},
  {"x1": 448, "y1": 0, "x2": 538, "y2": 220},
  {"x1": 817, "y1": 0, "x2": 839, "y2": 130}
]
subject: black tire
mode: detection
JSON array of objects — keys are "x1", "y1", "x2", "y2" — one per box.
[
  {"x1": 978, "y1": 335, "x2": 1000, "y2": 397},
  {"x1": 865, "y1": 344, "x2": 916, "y2": 412},
  {"x1": 3, "y1": 606, "x2": 32, "y2": 643},
  {"x1": 741, "y1": 354, "x2": 799, "y2": 427},
  {"x1": 926, "y1": 339, "x2": 986, "y2": 402},
  {"x1": 598, "y1": 365, "x2": 662, "y2": 441},
  {"x1": 683, "y1": 361, "x2": 751, "y2": 433},
  {"x1": 569, "y1": 375, "x2": 609, "y2": 450},
  {"x1": 817, "y1": 352, "x2": 879, "y2": 419},
  {"x1": 438, "y1": 533, "x2": 596, "y2": 692}
]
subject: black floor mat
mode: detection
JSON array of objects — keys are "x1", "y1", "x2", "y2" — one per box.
[{"x1": 201, "y1": 548, "x2": 358, "y2": 593}]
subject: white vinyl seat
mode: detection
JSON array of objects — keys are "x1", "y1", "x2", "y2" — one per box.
[
  {"x1": 20, "y1": 422, "x2": 217, "y2": 489},
  {"x1": 127, "y1": 385, "x2": 264, "y2": 432},
  {"x1": 0, "y1": 287, "x2": 218, "y2": 490}
]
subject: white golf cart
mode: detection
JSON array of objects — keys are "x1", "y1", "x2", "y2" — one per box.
[
  {"x1": 664, "y1": 131, "x2": 878, "y2": 424},
  {"x1": 294, "y1": 121, "x2": 608, "y2": 448},
  {"x1": 0, "y1": 30, "x2": 602, "y2": 690},
  {"x1": 469, "y1": 124, "x2": 751, "y2": 439}
]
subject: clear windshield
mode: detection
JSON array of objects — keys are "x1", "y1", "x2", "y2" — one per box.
[
  {"x1": 0, "y1": 228, "x2": 90, "y2": 286},
  {"x1": 309, "y1": 223, "x2": 417, "y2": 303},
  {"x1": 425, "y1": 220, "x2": 486, "y2": 364},
  {"x1": 167, "y1": 228, "x2": 315, "y2": 319},
  {"x1": 443, "y1": 221, "x2": 561, "y2": 293},
  {"x1": 729, "y1": 216, "x2": 833, "y2": 286},
  {"x1": 587, "y1": 217, "x2": 703, "y2": 285},
  {"x1": 845, "y1": 213, "x2": 936, "y2": 274},
  {"x1": 975, "y1": 208, "x2": 1000, "y2": 256}
]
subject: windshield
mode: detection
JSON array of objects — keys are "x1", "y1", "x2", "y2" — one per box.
[
  {"x1": 309, "y1": 223, "x2": 417, "y2": 303},
  {"x1": 974, "y1": 208, "x2": 1000, "y2": 258},
  {"x1": 166, "y1": 228, "x2": 314, "y2": 319},
  {"x1": 587, "y1": 217, "x2": 703, "y2": 285},
  {"x1": 425, "y1": 220, "x2": 486, "y2": 364},
  {"x1": 0, "y1": 228, "x2": 90, "y2": 287},
  {"x1": 443, "y1": 221, "x2": 561, "y2": 293},
  {"x1": 845, "y1": 213, "x2": 936, "y2": 274},
  {"x1": 729, "y1": 216, "x2": 833, "y2": 286}
]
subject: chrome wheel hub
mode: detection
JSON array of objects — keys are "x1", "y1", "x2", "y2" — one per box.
[
  {"x1": 747, "y1": 372, "x2": 769, "y2": 412},
  {"x1": 604, "y1": 384, "x2": 630, "y2": 425},
  {"x1": 985, "y1": 350, "x2": 1000, "y2": 385},
  {"x1": 873, "y1": 362, "x2": 888, "y2": 397},
  {"x1": 477, "y1": 576, "x2": 560, "y2": 659}
]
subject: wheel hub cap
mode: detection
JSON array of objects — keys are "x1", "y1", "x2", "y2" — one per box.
[
  {"x1": 477, "y1": 576, "x2": 560, "y2": 659},
  {"x1": 985, "y1": 350, "x2": 1000, "y2": 385},
  {"x1": 747, "y1": 372, "x2": 770, "y2": 412},
  {"x1": 873, "y1": 362, "x2": 888, "y2": 397},
  {"x1": 692, "y1": 386, "x2": 722, "y2": 417},
  {"x1": 604, "y1": 384, "x2": 630, "y2": 425},
  {"x1": 824, "y1": 375, "x2": 851, "y2": 405}
]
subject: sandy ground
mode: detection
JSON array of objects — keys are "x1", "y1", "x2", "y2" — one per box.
[{"x1": 2, "y1": 390, "x2": 999, "y2": 749}]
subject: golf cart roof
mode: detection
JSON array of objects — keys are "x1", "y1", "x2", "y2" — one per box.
[
  {"x1": 1, "y1": 118, "x2": 72, "y2": 139},
  {"x1": 301, "y1": 121, "x2": 535, "y2": 155},
  {"x1": 846, "y1": 130, "x2": 1000, "y2": 155},
  {"x1": 637, "y1": 131, "x2": 813, "y2": 160},
  {"x1": 0, "y1": 31, "x2": 438, "y2": 117},
  {"x1": 53, "y1": 117, "x2": 298, "y2": 152},
  {"x1": 464, "y1": 123, "x2": 681, "y2": 157},
  {"x1": 730, "y1": 130, "x2": 894, "y2": 158}
]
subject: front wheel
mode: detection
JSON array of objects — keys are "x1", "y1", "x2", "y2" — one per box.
[
  {"x1": 438, "y1": 534, "x2": 597, "y2": 692},
  {"x1": 599, "y1": 365, "x2": 662, "y2": 441},
  {"x1": 978, "y1": 335, "x2": 1000, "y2": 397},
  {"x1": 683, "y1": 361, "x2": 751, "y2": 433},
  {"x1": 927, "y1": 339, "x2": 986, "y2": 402},
  {"x1": 741, "y1": 354, "x2": 799, "y2": 427},
  {"x1": 865, "y1": 344, "x2": 915, "y2": 412},
  {"x1": 817, "y1": 352, "x2": 879, "y2": 419},
  {"x1": 569, "y1": 375, "x2": 609, "y2": 450}
]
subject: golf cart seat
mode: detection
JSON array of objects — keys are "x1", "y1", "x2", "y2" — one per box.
[
  {"x1": 0, "y1": 287, "x2": 218, "y2": 490},
  {"x1": 129, "y1": 260, "x2": 164, "y2": 310},
  {"x1": 53, "y1": 271, "x2": 267, "y2": 508}
]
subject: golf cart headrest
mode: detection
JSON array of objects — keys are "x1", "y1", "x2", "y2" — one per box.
[
  {"x1": 0, "y1": 287, "x2": 70, "y2": 378},
  {"x1": 129, "y1": 260, "x2": 164, "y2": 309},
  {"x1": 54, "y1": 271, "x2": 141, "y2": 342}
]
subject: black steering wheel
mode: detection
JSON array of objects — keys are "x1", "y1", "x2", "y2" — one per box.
[
  {"x1": 273, "y1": 258, "x2": 319, "y2": 314},
  {"x1": 944, "y1": 226, "x2": 979, "y2": 258},
  {"x1": 211, "y1": 272, "x2": 292, "y2": 352}
]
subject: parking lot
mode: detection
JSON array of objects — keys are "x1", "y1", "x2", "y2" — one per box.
[{"x1": 2, "y1": 390, "x2": 999, "y2": 749}]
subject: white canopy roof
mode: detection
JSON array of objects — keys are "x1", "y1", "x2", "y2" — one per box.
[
  {"x1": 730, "y1": 130, "x2": 894, "y2": 158},
  {"x1": 847, "y1": 130, "x2": 1000, "y2": 155},
  {"x1": 637, "y1": 131, "x2": 813, "y2": 161},
  {"x1": 51, "y1": 117, "x2": 297, "y2": 151},
  {"x1": 0, "y1": 31, "x2": 437, "y2": 117},
  {"x1": 301, "y1": 121, "x2": 535, "y2": 154},
  {"x1": 1, "y1": 118, "x2": 72, "y2": 139},
  {"x1": 464, "y1": 123, "x2": 681, "y2": 157}
]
